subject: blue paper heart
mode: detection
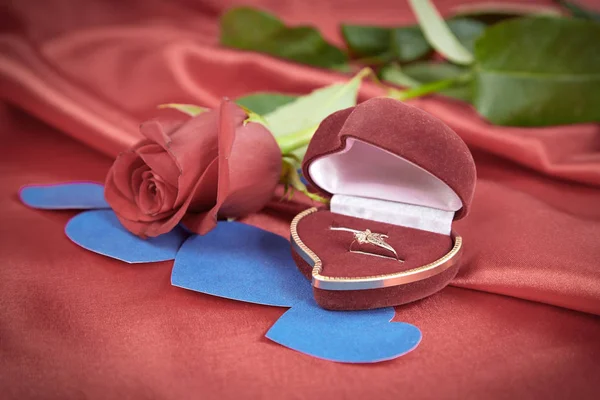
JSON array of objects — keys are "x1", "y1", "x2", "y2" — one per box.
[
  {"x1": 267, "y1": 301, "x2": 421, "y2": 363},
  {"x1": 171, "y1": 221, "x2": 422, "y2": 362},
  {"x1": 66, "y1": 210, "x2": 188, "y2": 263},
  {"x1": 172, "y1": 222, "x2": 311, "y2": 307},
  {"x1": 20, "y1": 183, "x2": 109, "y2": 210}
]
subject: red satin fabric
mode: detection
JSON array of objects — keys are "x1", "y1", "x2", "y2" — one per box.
[{"x1": 1, "y1": 0, "x2": 600, "y2": 398}]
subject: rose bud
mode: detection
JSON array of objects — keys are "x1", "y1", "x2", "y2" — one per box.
[{"x1": 104, "y1": 99, "x2": 282, "y2": 238}]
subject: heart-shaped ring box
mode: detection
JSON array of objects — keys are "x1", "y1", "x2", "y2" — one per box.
[{"x1": 290, "y1": 98, "x2": 476, "y2": 310}]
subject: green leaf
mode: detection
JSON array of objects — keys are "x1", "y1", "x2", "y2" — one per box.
[
  {"x1": 408, "y1": 0, "x2": 474, "y2": 64},
  {"x1": 232, "y1": 69, "x2": 370, "y2": 157},
  {"x1": 452, "y1": 2, "x2": 561, "y2": 25},
  {"x1": 390, "y1": 26, "x2": 431, "y2": 62},
  {"x1": 446, "y1": 18, "x2": 486, "y2": 54},
  {"x1": 236, "y1": 93, "x2": 298, "y2": 115},
  {"x1": 341, "y1": 24, "x2": 429, "y2": 64},
  {"x1": 341, "y1": 18, "x2": 483, "y2": 64},
  {"x1": 266, "y1": 68, "x2": 371, "y2": 158},
  {"x1": 380, "y1": 64, "x2": 421, "y2": 88},
  {"x1": 555, "y1": 1, "x2": 600, "y2": 22},
  {"x1": 383, "y1": 62, "x2": 473, "y2": 102},
  {"x1": 157, "y1": 103, "x2": 207, "y2": 116},
  {"x1": 382, "y1": 63, "x2": 472, "y2": 102},
  {"x1": 473, "y1": 17, "x2": 600, "y2": 126},
  {"x1": 403, "y1": 62, "x2": 469, "y2": 82},
  {"x1": 341, "y1": 25, "x2": 392, "y2": 59},
  {"x1": 220, "y1": 7, "x2": 347, "y2": 69}
]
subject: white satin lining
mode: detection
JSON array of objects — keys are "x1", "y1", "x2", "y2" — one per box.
[
  {"x1": 331, "y1": 195, "x2": 454, "y2": 235},
  {"x1": 308, "y1": 138, "x2": 462, "y2": 235}
]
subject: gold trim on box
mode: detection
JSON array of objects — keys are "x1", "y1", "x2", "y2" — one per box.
[{"x1": 290, "y1": 207, "x2": 462, "y2": 291}]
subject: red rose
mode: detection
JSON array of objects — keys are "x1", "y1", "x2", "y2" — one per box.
[{"x1": 104, "y1": 99, "x2": 282, "y2": 237}]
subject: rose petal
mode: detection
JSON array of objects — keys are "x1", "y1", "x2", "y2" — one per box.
[
  {"x1": 107, "y1": 164, "x2": 173, "y2": 224},
  {"x1": 139, "y1": 119, "x2": 183, "y2": 148},
  {"x1": 152, "y1": 174, "x2": 178, "y2": 214},
  {"x1": 139, "y1": 120, "x2": 186, "y2": 179},
  {"x1": 183, "y1": 100, "x2": 273, "y2": 234},
  {"x1": 201, "y1": 99, "x2": 282, "y2": 219},
  {"x1": 169, "y1": 110, "x2": 222, "y2": 206},
  {"x1": 136, "y1": 142, "x2": 181, "y2": 186},
  {"x1": 218, "y1": 120, "x2": 282, "y2": 217},
  {"x1": 180, "y1": 100, "x2": 238, "y2": 232},
  {"x1": 130, "y1": 163, "x2": 150, "y2": 198},
  {"x1": 118, "y1": 158, "x2": 220, "y2": 237},
  {"x1": 137, "y1": 174, "x2": 163, "y2": 215},
  {"x1": 105, "y1": 152, "x2": 158, "y2": 223},
  {"x1": 109, "y1": 150, "x2": 145, "y2": 201}
]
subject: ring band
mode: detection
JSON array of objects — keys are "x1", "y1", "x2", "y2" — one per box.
[{"x1": 330, "y1": 226, "x2": 403, "y2": 262}]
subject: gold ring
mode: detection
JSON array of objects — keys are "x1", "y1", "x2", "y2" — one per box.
[{"x1": 330, "y1": 226, "x2": 403, "y2": 262}]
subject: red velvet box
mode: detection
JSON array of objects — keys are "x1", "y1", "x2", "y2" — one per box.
[{"x1": 290, "y1": 98, "x2": 476, "y2": 310}]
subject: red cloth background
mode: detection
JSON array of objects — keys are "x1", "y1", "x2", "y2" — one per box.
[{"x1": 1, "y1": 0, "x2": 600, "y2": 398}]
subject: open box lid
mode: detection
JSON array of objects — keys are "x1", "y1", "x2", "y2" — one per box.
[{"x1": 302, "y1": 98, "x2": 476, "y2": 222}]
